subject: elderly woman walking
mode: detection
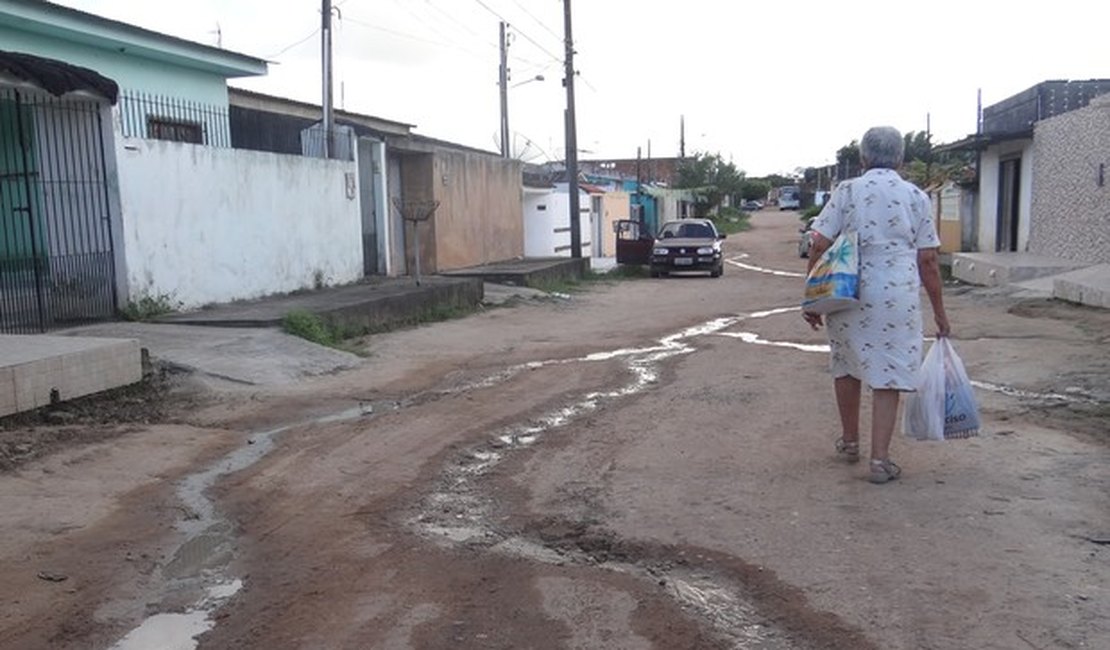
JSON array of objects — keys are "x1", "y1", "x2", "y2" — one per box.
[{"x1": 803, "y1": 126, "x2": 950, "y2": 484}]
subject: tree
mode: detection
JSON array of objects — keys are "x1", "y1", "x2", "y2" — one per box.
[
  {"x1": 739, "y1": 179, "x2": 771, "y2": 202},
  {"x1": 836, "y1": 140, "x2": 861, "y2": 179},
  {"x1": 674, "y1": 152, "x2": 745, "y2": 216}
]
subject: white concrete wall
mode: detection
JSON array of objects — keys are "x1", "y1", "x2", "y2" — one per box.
[
  {"x1": 523, "y1": 190, "x2": 593, "y2": 258},
  {"x1": 114, "y1": 139, "x2": 362, "y2": 308},
  {"x1": 978, "y1": 140, "x2": 1033, "y2": 252}
]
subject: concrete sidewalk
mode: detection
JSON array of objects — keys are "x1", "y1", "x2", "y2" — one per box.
[
  {"x1": 65, "y1": 322, "x2": 362, "y2": 386},
  {"x1": 158, "y1": 276, "x2": 482, "y2": 329},
  {"x1": 952, "y1": 252, "x2": 1109, "y2": 309}
]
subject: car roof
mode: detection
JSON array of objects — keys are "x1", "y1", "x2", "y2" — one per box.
[{"x1": 661, "y1": 219, "x2": 714, "y2": 226}]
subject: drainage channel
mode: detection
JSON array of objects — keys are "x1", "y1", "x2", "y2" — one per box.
[{"x1": 108, "y1": 405, "x2": 376, "y2": 650}]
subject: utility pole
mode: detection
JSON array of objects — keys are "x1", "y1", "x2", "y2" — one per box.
[
  {"x1": 563, "y1": 0, "x2": 582, "y2": 259},
  {"x1": 321, "y1": 0, "x2": 334, "y2": 159},
  {"x1": 499, "y1": 22, "x2": 510, "y2": 158},
  {"x1": 680, "y1": 115, "x2": 685, "y2": 158},
  {"x1": 925, "y1": 112, "x2": 932, "y2": 186}
]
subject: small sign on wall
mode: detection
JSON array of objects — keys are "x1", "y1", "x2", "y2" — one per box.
[{"x1": 345, "y1": 172, "x2": 356, "y2": 200}]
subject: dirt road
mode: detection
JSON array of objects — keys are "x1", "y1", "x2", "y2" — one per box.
[{"x1": 2, "y1": 211, "x2": 1108, "y2": 650}]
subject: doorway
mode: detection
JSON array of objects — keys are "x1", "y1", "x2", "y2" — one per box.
[{"x1": 996, "y1": 157, "x2": 1021, "y2": 252}]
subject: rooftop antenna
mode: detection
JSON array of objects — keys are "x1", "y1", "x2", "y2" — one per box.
[{"x1": 211, "y1": 22, "x2": 222, "y2": 48}]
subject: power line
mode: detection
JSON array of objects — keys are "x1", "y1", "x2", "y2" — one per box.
[
  {"x1": 508, "y1": 0, "x2": 562, "y2": 43},
  {"x1": 470, "y1": 0, "x2": 562, "y2": 63},
  {"x1": 424, "y1": 0, "x2": 498, "y2": 49},
  {"x1": 265, "y1": 27, "x2": 321, "y2": 59},
  {"x1": 340, "y1": 14, "x2": 490, "y2": 60},
  {"x1": 388, "y1": 0, "x2": 497, "y2": 57}
]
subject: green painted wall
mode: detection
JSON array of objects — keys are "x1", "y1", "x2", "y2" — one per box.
[{"x1": 0, "y1": 25, "x2": 229, "y2": 106}]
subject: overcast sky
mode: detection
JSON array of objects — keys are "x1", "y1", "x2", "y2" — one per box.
[{"x1": 55, "y1": 0, "x2": 1108, "y2": 176}]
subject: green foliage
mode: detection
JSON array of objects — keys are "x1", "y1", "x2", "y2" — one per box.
[
  {"x1": 711, "y1": 206, "x2": 752, "y2": 235},
  {"x1": 801, "y1": 205, "x2": 823, "y2": 220},
  {"x1": 674, "y1": 152, "x2": 746, "y2": 216},
  {"x1": 831, "y1": 131, "x2": 976, "y2": 189},
  {"x1": 282, "y1": 309, "x2": 340, "y2": 347},
  {"x1": 121, "y1": 293, "x2": 180, "y2": 321},
  {"x1": 754, "y1": 173, "x2": 796, "y2": 188},
  {"x1": 739, "y1": 179, "x2": 771, "y2": 201}
]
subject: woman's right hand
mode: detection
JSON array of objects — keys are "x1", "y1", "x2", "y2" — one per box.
[{"x1": 935, "y1": 313, "x2": 951, "y2": 338}]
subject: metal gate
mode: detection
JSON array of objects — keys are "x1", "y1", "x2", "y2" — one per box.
[{"x1": 0, "y1": 88, "x2": 117, "y2": 334}]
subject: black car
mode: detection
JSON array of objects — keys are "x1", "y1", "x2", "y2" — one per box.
[{"x1": 650, "y1": 219, "x2": 726, "y2": 278}]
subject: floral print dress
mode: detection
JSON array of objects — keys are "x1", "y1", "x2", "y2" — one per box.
[{"x1": 812, "y1": 168, "x2": 940, "y2": 390}]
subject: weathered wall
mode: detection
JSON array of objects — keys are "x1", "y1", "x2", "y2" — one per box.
[
  {"x1": 1030, "y1": 95, "x2": 1110, "y2": 263},
  {"x1": 399, "y1": 153, "x2": 436, "y2": 274},
  {"x1": 523, "y1": 191, "x2": 593, "y2": 258},
  {"x1": 114, "y1": 139, "x2": 361, "y2": 308},
  {"x1": 978, "y1": 140, "x2": 1033, "y2": 252},
  {"x1": 599, "y1": 191, "x2": 630, "y2": 257},
  {"x1": 932, "y1": 182, "x2": 965, "y2": 253},
  {"x1": 432, "y1": 150, "x2": 523, "y2": 270}
]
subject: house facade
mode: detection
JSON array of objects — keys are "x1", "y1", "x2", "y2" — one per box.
[
  {"x1": 229, "y1": 91, "x2": 525, "y2": 277},
  {"x1": 0, "y1": 0, "x2": 266, "y2": 145},
  {"x1": 0, "y1": 0, "x2": 384, "y2": 327},
  {"x1": 969, "y1": 79, "x2": 1109, "y2": 255}
]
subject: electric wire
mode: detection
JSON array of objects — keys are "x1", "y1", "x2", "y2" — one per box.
[
  {"x1": 265, "y1": 27, "x2": 321, "y2": 59},
  {"x1": 469, "y1": 0, "x2": 562, "y2": 63},
  {"x1": 508, "y1": 0, "x2": 562, "y2": 42}
]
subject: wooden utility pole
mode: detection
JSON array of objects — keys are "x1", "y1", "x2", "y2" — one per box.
[
  {"x1": 563, "y1": 0, "x2": 582, "y2": 258},
  {"x1": 499, "y1": 22, "x2": 510, "y2": 158},
  {"x1": 321, "y1": 0, "x2": 334, "y2": 159}
]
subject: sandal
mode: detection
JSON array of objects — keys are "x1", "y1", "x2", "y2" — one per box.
[
  {"x1": 869, "y1": 458, "x2": 902, "y2": 484},
  {"x1": 835, "y1": 438, "x2": 860, "y2": 463}
]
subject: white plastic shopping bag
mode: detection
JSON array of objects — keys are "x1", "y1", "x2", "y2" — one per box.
[
  {"x1": 941, "y1": 339, "x2": 981, "y2": 439},
  {"x1": 903, "y1": 340, "x2": 946, "y2": 441}
]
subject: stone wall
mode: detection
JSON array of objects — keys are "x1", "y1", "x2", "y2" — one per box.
[{"x1": 1030, "y1": 95, "x2": 1110, "y2": 263}]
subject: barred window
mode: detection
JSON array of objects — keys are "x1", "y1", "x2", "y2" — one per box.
[{"x1": 147, "y1": 117, "x2": 204, "y2": 144}]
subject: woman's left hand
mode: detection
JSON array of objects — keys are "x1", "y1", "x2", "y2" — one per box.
[{"x1": 803, "y1": 311, "x2": 823, "y2": 330}]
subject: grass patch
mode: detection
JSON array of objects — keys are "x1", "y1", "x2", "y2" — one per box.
[
  {"x1": 282, "y1": 309, "x2": 342, "y2": 347},
  {"x1": 363, "y1": 304, "x2": 476, "y2": 335},
  {"x1": 710, "y1": 207, "x2": 752, "y2": 235},
  {"x1": 121, "y1": 293, "x2": 181, "y2": 321},
  {"x1": 530, "y1": 266, "x2": 649, "y2": 294},
  {"x1": 283, "y1": 303, "x2": 479, "y2": 351}
]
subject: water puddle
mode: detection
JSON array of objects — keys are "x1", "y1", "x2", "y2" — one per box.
[
  {"x1": 108, "y1": 580, "x2": 242, "y2": 650},
  {"x1": 108, "y1": 406, "x2": 373, "y2": 650},
  {"x1": 726, "y1": 254, "x2": 806, "y2": 278}
]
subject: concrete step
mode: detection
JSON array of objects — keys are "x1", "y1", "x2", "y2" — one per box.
[
  {"x1": 951, "y1": 253, "x2": 1087, "y2": 287},
  {"x1": 0, "y1": 335, "x2": 142, "y2": 417},
  {"x1": 1053, "y1": 263, "x2": 1110, "y2": 309}
]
